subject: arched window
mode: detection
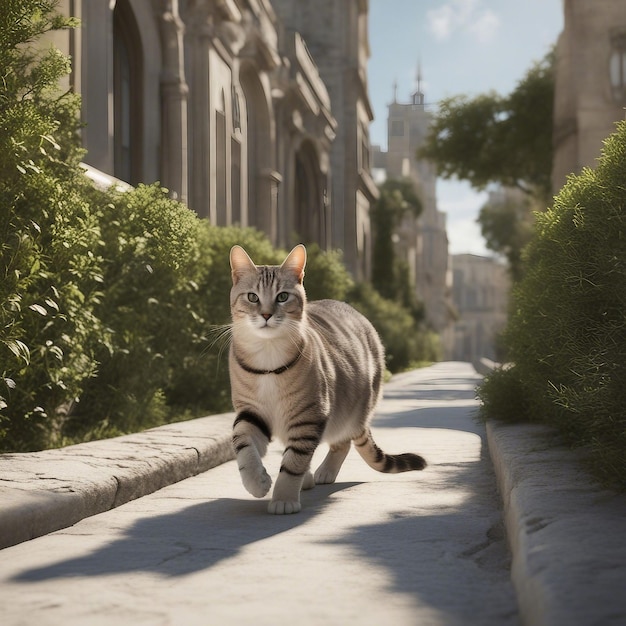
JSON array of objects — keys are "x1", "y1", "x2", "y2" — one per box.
[
  {"x1": 113, "y1": 0, "x2": 142, "y2": 184},
  {"x1": 295, "y1": 140, "x2": 323, "y2": 245},
  {"x1": 240, "y1": 64, "x2": 273, "y2": 237}
]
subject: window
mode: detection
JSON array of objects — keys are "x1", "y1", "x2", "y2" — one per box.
[
  {"x1": 390, "y1": 120, "x2": 404, "y2": 136},
  {"x1": 610, "y1": 32, "x2": 626, "y2": 103},
  {"x1": 232, "y1": 85, "x2": 241, "y2": 132},
  {"x1": 360, "y1": 123, "x2": 370, "y2": 171},
  {"x1": 113, "y1": 0, "x2": 142, "y2": 184}
]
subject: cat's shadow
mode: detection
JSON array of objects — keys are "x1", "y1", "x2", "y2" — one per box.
[{"x1": 12, "y1": 481, "x2": 362, "y2": 582}]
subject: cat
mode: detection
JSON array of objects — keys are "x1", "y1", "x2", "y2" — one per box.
[{"x1": 229, "y1": 244, "x2": 426, "y2": 514}]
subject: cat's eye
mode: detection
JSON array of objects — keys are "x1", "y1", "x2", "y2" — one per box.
[
  {"x1": 247, "y1": 293, "x2": 259, "y2": 303},
  {"x1": 276, "y1": 292, "x2": 289, "y2": 303}
]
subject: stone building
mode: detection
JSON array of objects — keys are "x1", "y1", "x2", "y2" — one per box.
[
  {"x1": 449, "y1": 254, "x2": 510, "y2": 364},
  {"x1": 553, "y1": 0, "x2": 626, "y2": 193},
  {"x1": 48, "y1": 0, "x2": 375, "y2": 277},
  {"x1": 371, "y1": 76, "x2": 452, "y2": 334},
  {"x1": 272, "y1": 0, "x2": 379, "y2": 279}
]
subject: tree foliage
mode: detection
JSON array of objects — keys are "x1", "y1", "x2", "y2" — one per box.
[
  {"x1": 477, "y1": 190, "x2": 536, "y2": 281},
  {"x1": 371, "y1": 179, "x2": 422, "y2": 313},
  {"x1": 420, "y1": 49, "x2": 554, "y2": 276},
  {"x1": 420, "y1": 50, "x2": 554, "y2": 203}
]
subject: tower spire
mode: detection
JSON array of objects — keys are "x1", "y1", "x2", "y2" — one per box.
[
  {"x1": 412, "y1": 59, "x2": 424, "y2": 106},
  {"x1": 416, "y1": 59, "x2": 422, "y2": 94}
]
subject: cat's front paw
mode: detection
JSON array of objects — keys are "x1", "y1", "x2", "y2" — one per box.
[
  {"x1": 268, "y1": 500, "x2": 301, "y2": 515},
  {"x1": 240, "y1": 465, "x2": 272, "y2": 498}
]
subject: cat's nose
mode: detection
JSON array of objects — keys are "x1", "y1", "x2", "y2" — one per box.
[{"x1": 262, "y1": 313, "x2": 272, "y2": 321}]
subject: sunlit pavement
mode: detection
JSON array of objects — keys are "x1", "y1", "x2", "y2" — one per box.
[{"x1": 1, "y1": 362, "x2": 624, "y2": 625}]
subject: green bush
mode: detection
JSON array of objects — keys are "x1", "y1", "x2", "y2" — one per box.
[
  {"x1": 478, "y1": 121, "x2": 626, "y2": 487},
  {"x1": 64, "y1": 183, "x2": 205, "y2": 439},
  {"x1": 0, "y1": 1, "x2": 103, "y2": 450},
  {"x1": 348, "y1": 283, "x2": 440, "y2": 372},
  {"x1": 302, "y1": 243, "x2": 354, "y2": 302}
]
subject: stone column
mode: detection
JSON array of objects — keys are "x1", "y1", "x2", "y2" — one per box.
[
  {"x1": 259, "y1": 168, "x2": 282, "y2": 245},
  {"x1": 156, "y1": 0, "x2": 189, "y2": 204},
  {"x1": 183, "y1": 1, "x2": 213, "y2": 217}
]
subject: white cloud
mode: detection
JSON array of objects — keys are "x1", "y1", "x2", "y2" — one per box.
[
  {"x1": 468, "y1": 10, "x2": 500, "y2": 43},
  {"x1": 427, "y1": 0, "x2": 501, "y2": 44},
  {"x1": 428, "y1": 5, "x2": 456, "y2": 40}
]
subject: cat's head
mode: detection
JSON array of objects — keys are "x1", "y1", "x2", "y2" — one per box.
[{"x1": 229, "y1": 244, "x2": 307, "y2": 339}]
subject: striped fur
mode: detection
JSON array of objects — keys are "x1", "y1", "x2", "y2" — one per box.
[{"x1": 229, "y1": 244, "x2": 426, "y2": 515}]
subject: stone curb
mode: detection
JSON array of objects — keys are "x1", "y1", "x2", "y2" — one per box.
[
  {"x1": 0, "y1": 413, "x2": 235, "y2": 551},
  {"x1": 486, "y1": 420, "x2": 626, "y2": 626}
]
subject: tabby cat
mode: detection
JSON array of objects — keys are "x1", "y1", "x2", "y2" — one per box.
[{"x1": 229, "y1": 244, "x2": 426, "y2": 514}]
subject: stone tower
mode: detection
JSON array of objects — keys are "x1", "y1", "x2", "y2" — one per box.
[{"x1": 374, "y1": 67, "x2": 451, "y2": 333}]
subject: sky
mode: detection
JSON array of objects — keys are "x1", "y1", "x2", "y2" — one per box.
[{"x1": 367, "y1": 0, "x2": 563, "y2": 256}]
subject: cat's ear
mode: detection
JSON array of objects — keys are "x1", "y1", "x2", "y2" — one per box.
[
  {"x1": 281, "y1": 244, "x2": 306, "y2": 284},
  {"x1": 230, "y1": 245, "x2": 256, "y2": 284}
]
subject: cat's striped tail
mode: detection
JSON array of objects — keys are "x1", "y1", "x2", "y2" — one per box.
[{"x1": 353, "y1": 428, "x2": 427, "y2": 473}]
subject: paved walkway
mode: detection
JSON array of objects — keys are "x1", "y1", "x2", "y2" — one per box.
[
  {"x1": 1, "y1": 362, "x2": 625, "y2": 625},
  {"x1": 0, "y1": 363, "x2": 518, "y2": 626}
]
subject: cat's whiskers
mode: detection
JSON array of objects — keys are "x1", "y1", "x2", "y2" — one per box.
[{"x1": 203, "y1": 323, "x2": 233, "y2": 365}]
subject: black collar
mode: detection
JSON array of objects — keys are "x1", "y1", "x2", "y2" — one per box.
[{"x1": 234, "y1": 348, "x2": 303, "y2": 375}]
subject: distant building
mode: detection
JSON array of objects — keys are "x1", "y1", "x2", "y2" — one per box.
[
  {"x1": 450, "y1": 254, "x2": 510, "y2": 364},
  {"x1": 553, "y1": 0, "x2": 626, "y2": 193},
  {"x1": 48, "y1": 0, "x2": 376, "y2": 278},
  {"x1": 371, "y1": 72, "x2": 452, "y2": 334}
]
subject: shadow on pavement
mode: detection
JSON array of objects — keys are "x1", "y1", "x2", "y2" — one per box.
[
  {"x1": 375, "y1": 404, "x2": 484, "y2": 437},
  {"x1": 11, "y1": 482, "x2": 361, "y2": 583},
  {"x1": 320, "y1": 449, "x2": 519, "y2": 625},
  {"x1": 384, "y1": 388, "x2": 478, "y2": 402}
]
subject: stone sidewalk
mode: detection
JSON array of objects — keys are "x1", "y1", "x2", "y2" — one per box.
[
  {"x1": 1, "y1": 362, "x2": 625, "y2": 625},
  {"x1": 487, "y1": 420, "x2": 626, "y2": 625},
  {"x1": 0, "y1": 413, "x2": 235, "y2": 550}
]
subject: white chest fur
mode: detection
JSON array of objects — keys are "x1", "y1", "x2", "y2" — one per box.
[{"x1": 254, "y1": 375, "x2": 291, "y2": 442}]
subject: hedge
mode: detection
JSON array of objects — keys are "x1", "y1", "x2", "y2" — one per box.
[
  {"x1": 0, "y1": 1, "x2": 103, "y2": 450},
  {"x1": 478, "y1": 121, "x2": 626, "y2": 488}
]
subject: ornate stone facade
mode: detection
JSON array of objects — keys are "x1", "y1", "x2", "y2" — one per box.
[
  {"x1": 272, "y1": 0, "x2": 378, "y2": 280},
  {"x1": 51, "y1": 0, "x2": 375, "y2": 276},
  {"x1": 553, "y1": 0, "x2": 626, "y2": 193}
]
